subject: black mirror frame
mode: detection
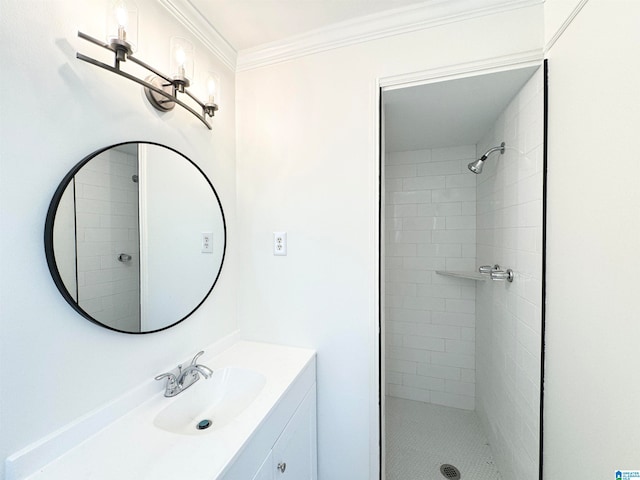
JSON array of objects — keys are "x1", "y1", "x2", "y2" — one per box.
[{"x1": 44, "y1": 141, "x2": 227, "y2": 334}]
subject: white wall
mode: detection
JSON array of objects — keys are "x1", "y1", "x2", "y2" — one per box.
[
  {"x1": 544, "y1": 0, "x2": 640, "y2": 477},
  {"x1": 0, "y1": 1, "x2": 236, "y2": 476},
  {"x1": 385, "y1": 146, "x2": 477, "y2": 410},
  {"x1": 475, "y1": 68, "x2": 544, "y2": 480},
  {"x1": 236, "y1": 5, "x2": 543, "y2": 479}
]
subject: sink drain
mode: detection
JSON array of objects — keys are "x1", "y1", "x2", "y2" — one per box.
[
  {"x1": 196, "y1": 419, "x2": 212, "y2": 430},
  {"x1": 440, "y1": 464, "x2": 461, "y2": 479}
]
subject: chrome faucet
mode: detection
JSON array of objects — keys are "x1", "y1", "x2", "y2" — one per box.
[{"x1": 155, "y1": 351, "x2": 213, "y2": 397}]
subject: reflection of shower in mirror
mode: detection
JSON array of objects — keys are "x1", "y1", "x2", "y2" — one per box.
[{"x1": 44, "y1": 142, "x2": 227, "y2": 334}]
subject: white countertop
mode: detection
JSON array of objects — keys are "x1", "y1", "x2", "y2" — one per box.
[{"x1": 20, "y1": 341, "x2": 316, "y2": 480}]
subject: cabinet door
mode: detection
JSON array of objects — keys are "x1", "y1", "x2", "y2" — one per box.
[
  {"x1": 252, "y1": 451, "x2": 274, "y2": 480},
  {"x1": 272, "y1": 385, "x2": 317, "y2": 479}
]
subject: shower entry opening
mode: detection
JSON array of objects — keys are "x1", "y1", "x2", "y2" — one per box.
[{"x1": 379, "y1": 62, "x2": 547, "y2": 480}]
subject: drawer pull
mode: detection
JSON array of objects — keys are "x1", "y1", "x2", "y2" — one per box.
[{"x1": 277, "y1": 462, "x2": 287, "y2": 473}]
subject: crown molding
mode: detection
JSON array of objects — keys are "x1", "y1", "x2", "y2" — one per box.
[
  {"x1": 236, "y1": 0, "x2": 543, "y2": 72},
  {"x1": 159, "y1": 0, "x2": 237, "y2": 72},
  {"x1": 544, "y1": 0, "x2": 590, "y2": 53}
]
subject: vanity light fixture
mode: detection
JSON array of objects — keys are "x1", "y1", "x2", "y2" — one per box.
[{"x1": 76, "y1": 0, "x2": 218, "y2": 130}]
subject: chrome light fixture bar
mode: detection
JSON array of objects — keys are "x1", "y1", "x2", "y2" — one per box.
[{"x1": 76, "y1": 31, "x2": 218, "y2": 130}]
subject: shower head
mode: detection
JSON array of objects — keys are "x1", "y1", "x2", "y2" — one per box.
[
  {"x1": 467, "y1": 157, "x2": 485, "y2": 174},
  {"x1": 468, "y1": 142, "x2": 505, "y2": 174}
]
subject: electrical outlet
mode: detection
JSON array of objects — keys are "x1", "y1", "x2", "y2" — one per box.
[
  {"x1": 273, "y1": 232, "x2": 287, "y2": 256},
  {"x1": 201, "y1": 232, "x2": 213, "y2": 253}
]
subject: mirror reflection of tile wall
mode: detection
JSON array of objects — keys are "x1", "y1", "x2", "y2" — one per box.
[{"x1": 74, "y1": 147, "x2": 140, "y2": 331}]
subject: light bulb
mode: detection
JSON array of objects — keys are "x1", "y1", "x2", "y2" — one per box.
[
  {"x1": 203, "y1": 73, "x2": 220, "y2": 117},
  {"x1": 176, "y1": 48, "x2": 186, "y2": 78},
  {"x1": 115, "y1": 2, "x2": 128, "y2": 27},
  {"x1": 176, "y1": 48, "x2": 186, "y2": 67},
  {"x1": 175, "y1": 48, "x2": 186, "y2": 66},
  {"x1": 170, "y1": 37, "x2": 194, "y2": 85},
  {"x1": 207, "y1": 77, "x2": 217, "y2": 103},
  {"x1": 107, "y1": 0, "x2": 138, "y2": 52}
]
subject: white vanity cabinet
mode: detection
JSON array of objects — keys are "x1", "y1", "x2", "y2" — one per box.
[
  {"x1": 217, "y1": 351, "x2": 317, "y2": 480},
  {"x1": 9, "y1": 342, "x2": 316, "y2": 480},
  {"x1": 252, "y1": 452, "x2": 274, "y2": 480},
  {"x1": 252, "y1": 384, "x2": 317, "y2": 480}
]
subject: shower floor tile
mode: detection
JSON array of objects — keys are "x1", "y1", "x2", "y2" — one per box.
[{"x1": 385, "y1": 396, "x2": 502, "y2": 480}]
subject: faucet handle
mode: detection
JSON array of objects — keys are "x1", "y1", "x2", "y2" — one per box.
[
  {"x1": 190, "y1": 350, "x2": 205, "y2": 366},
  {"x1": 154, "y1": 372, "x2": 177, "y2": 384},
  {"x1": 155, "y1": 372, "x2": 180, "y2": 397}
]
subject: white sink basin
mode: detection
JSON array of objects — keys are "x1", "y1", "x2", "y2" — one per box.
[{"x1": 153, "y1": 367, "x2": 266, "y2": 435}]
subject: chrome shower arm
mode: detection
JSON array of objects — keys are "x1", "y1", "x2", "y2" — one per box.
[{"x1": 481, "y1": 142, "x2": 506, "y2": 159}]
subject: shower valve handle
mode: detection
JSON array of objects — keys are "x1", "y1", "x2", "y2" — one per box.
[
  {"x1": 479, "y1": 265, "x2": 500, "y2": 274},
  {"x1": 490, "y1": 269, "x2": 514, "y2": 282}
]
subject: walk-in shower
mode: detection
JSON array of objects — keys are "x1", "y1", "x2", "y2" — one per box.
[
  {"x1": 382, "y1": 65, "x2": 544, "y2": 480},
  {"x1": 467, "y1": 142, "x2": 505, "y2": 174}
]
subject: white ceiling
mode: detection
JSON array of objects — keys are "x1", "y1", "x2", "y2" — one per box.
[
  {"x1": 383, "y1": 66, "x2": 540, "y2": 152},
  {"x1": 188, "y1": 0, "x2": 431, "y2": 51}
]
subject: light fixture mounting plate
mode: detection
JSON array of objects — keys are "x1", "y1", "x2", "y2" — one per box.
[{"x1": 144, "y1": 75, "x2": 175, "y2": 112}]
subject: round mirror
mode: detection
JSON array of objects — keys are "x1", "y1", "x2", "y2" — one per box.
[{"x1": 44, "y1": 142, "x2": 226, "y2": 334}]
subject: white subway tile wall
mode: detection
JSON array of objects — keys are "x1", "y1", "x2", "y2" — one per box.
[
  {"x1": 475, "y1": 69, "x2": 543, "y2": 480},
  {"x1": 385, "y1": 145, "x2": 477, "y2": 410},
  {"x1": 75, "y1": 148, "x2": 140, "y2": 331}
]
